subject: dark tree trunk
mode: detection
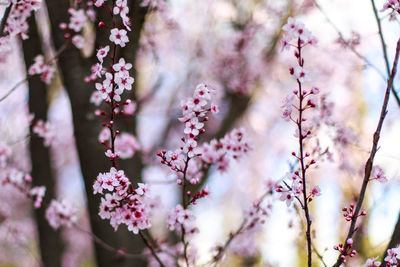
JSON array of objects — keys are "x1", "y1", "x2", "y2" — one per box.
[
  {"x1": 22, "y1": 12, "x2": 63, "y2": 267},
  {"x1": 44, "y1": 0, "x2": 148, "y2": 266}
]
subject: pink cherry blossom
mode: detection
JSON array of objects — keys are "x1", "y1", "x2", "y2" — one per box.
[{"x1": 109, "y1": 28, "x2": 129, "y2": 47}]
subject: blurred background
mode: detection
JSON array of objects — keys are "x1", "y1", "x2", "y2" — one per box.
[{"x1": 0, "y1": 0, "x2": 400, "y2": 266}]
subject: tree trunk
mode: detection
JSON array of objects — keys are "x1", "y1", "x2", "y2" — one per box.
[{"x1": 22, "y1": 12, "x2": 63, "y2": 267}]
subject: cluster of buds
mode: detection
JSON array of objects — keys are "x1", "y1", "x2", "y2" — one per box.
[
  {"x1": 189, "y1": 187, "x2": 210, "y2": 205},
  {"x1": 342, "y1": 203, "x2": 367, "y2": 222},
  {"x1": 333, "y1": 238, "x2": 357, "y2": 263}
]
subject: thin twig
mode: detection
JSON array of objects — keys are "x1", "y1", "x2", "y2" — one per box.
[
  {"x1": 0, "y1": 42, "x2": 69, "y2": 103},
  {"x1": 296, "y1": 38, "x2": 312, "y2": 267},
  {"x1": 370, "y1": 0, "x2": 400, "y2": 107},
  {"x1": 312, "y1": 243, "x2": 328, "y2": 267},
  {"x1": 312, "y1": 0, "x2": 387, "y2": 82},
  {"x1": 181, "y1": 157, "x2": 191, "y2": 267},
  {"x1": 139, "y1": 231, "x2": 165, "y2": 267},
  {"x1": 73, "y1": 224, "x2": 145, "y2": 259},
  {"x1": 333, "y1": 38, "x2": 400, "y2": 267},
  {"x1": 209, "y1": 191, "x2": 270, "y2": 266}
]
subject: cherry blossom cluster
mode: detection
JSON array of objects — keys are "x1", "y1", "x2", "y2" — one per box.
[
  {"x1": 28, "y1": 55, "x2": 56, "y2": 84},
  {"x1": 381, "y1": 0, "x2": 400, "y2": 20},
  {"x1": 333, "y1": 238, "x2": 356, "y2": 263},
  {"x1": 58, "y1": 2, "x2": 95, "y2": 49},
  {"x1": 1, "y1": 169, "x2": 45, "y2": 208},
  {"x1": 157, "y1": 84, "x2": 221, "y2": 184},
  {"x1": 2, "y1": 0, "x2": 41, "y2": 39},
  {"x1": 32, "y1": 119, "x2": 56, "y2": 147},
  {"x1": 45, "y1": 199, "x2": 77, "y2": 229},
  {"x1": 157, "y1": 85, "x2": 252, "y2": 264},
  {"x1": 275, "y1": 171, "x2": 321, "y2": 207},
  {"x1": 364, "y1": 246, "x2": 400, "y2": 266},
  {"x1": 276, "y1": 18, "x2": 320, "y2": 208},
  {"x1": 0, "y1": 0, "x2": 41, "y2": 58},
  {"x1": 93, "y1": 168, "x2": 152, "y2": 234},
  {"x1": 341, "y1": 203, "x2": 366, "y2": 222},
  {"x1": 167, "y1": 204, "x2": 198, "y2": 236},
  {"x1": 88, "y1": 0, "x2": 155, "y2": 240},
  {"x1": 365, "y1": 256, "x2": 382, "y2": 267},
  {"x1": 384, "y1": 246, "x2": 400, "y2": 266},
  {"x1": 281, "y1": 17, "x2": 317, "y2": 51},
  {"x1": 200, "y1": 128, "x2": 250, "y2": 171}
]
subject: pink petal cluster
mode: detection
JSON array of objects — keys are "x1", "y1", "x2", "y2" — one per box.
[
  {"x1": 2, "y1": 0, "x2": 41, "y2": 40},
  {"x1": 200, "y1": 128, "x2": 250, "y2": 171},
  {"x1": 93, "y1": 168, "x2": 152, "y2": 234},
  {"x1": 167, "y1": 204, "x2": 198, "y2": 236},
  {"x1": 32, "y1": 119, "x2": 56, "y2": 147},
  {"x1": 381, "y1": 0, "x2": 400, "y2": 20},
  {"x1": 1, "y1": 169, "x2": 46, "y2": 209},
  {"x1": 281, "y1": 17, "x2": 317, "y2": 51},
  {"x1": 365, "y1": 256, "x2": 381, "y2": 267},
  {"x1": 28, "y1": 55, "x2": 55, "y2": 84},
  {"x1": 45, "y1": 200, "x2": 77, "y2": 229},
  {"x1": 384, "y1": 246, "x2": 400, "y2": 266}
]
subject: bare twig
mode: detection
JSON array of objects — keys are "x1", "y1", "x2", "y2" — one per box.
[
  {"x1": 139, "y1": 231, "x2": 165, "y2": 267},
  {"x1": 0, "y1": 42, "x2": 69, "y2": 103},
  {"x1": 73, "y1": 224, "x2": 145, "y2": 260},
  {"x1": 209, "y1": 191, "x2": 270, "y2": 266},
  {"x1": 370, "y1": 0, "x2": 400, "y2": 106},
  {"x1": 333, "y1": 38, "x2": 400, "y2": 267},
  {"x1": 312, "y1": 0, "x2": 387, "y2": 82}
]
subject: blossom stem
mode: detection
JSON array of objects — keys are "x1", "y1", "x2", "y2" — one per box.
[
  {"x1": 333, "y1": 38, "x2": 400, "y2": 267},
  {"x1": 181, "y1": 156, "x2": 191, "y2": 267},
  {"x1": 296, "y1": 39, "x2": 313, "y2": 267}
]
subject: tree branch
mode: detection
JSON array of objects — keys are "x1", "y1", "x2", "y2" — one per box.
[{"x1": 333, "y1": 37, "x2": 400, "y2": 267}]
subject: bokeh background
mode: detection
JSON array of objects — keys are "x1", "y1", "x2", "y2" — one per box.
[{"x1": 0, "y1": 0, "x2": 400, "y2": 266}]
